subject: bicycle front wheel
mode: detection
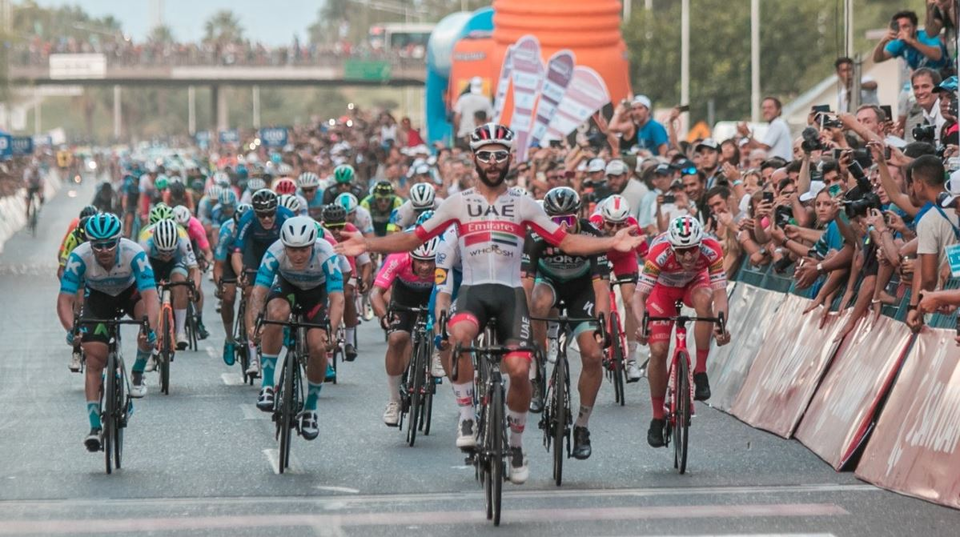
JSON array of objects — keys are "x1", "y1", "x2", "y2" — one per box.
[
  {"x1": 675, "y1": 351, "x2": 691, "y2": 474},
  {"x1": 103, "y1": 352, "x2": 117, "y2": 474},
  {"x1": 277, "y1": 353, "x2": 295, "y2": 474},
  {"x1": 490, "y1": 382, "x2": 505, "y2": 526},
  {"x1": 552, "y1": 356, "x2": 568, "y2": 487},
  {"x1": 114, "y1": 362, "x2": 126, "y2": 469},
  {"x1": 160, "y1": 308, "x2": 173, "y2": 395},
  {"x1": 406, "y1": 341, "x2": 425, "y2": 447},
  {"x1": 611, "y1": 316, "x2": 626, "y2": 406}
]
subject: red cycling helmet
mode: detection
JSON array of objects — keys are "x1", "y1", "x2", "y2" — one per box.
[{"x1": 273, "y1": 178, "x2": 297, "y2": 196}]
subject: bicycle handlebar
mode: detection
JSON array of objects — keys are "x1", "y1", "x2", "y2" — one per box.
[
  {"x1": 256, "y1": 314, "x2": 329, "y2": 333},
  {"x1": 641, "y1": 310, "x2": 726, "y2": 338}
]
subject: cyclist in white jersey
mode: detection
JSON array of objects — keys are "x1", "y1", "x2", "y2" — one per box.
[{"x1": 336, "y1": 123, "x2": 643, "y2": 485}]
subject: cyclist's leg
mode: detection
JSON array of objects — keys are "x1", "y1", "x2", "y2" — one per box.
[
  {"x1": 683, "y1": 274, "x2": 714, "y2": 375},
  {"x1": 385, "y1": 315, "x2": 413, "y2": 407},
  {"x1": 566, "y1": 280, "x2": 603, "y2": 427},
  {"x1": 529, "y1": 280, "x2": 555, "y2": 356},
  {"x1": 618, "y1": 278, "x2": 640, "y2": 360},
  {"x1": 499, "y1": 286, "x2": 534, "y2": 481},
  {"x1": 343, "y1": 279, "x2": 359, "y2": 344},
  {"x1": 645, "y1": 285, "x2": 683, "y2": 421},
  {"x1": 448, "y1": 285, "x2": 483, "y2": 436},
  {"x1": 78, "y1": 289, "x2": 113, "y2": 442},
  {"x1": 123, "y1": 289, "x2": 153, "y2": 395},
  {"x1": 260, "y1": 294, "x2": 291, "y2": 391},
  {"x1": 170, "y1": 269, "x2": 189, "y2": 340}
]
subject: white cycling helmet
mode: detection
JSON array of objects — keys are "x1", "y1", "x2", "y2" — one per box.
[
  {"x1": 667, "y1": 215, "x2": 703, "y2": 249},
  {"x1": 409, "y1": 183, "x2": 436, "y2": 210},
  {"x1": 600, "y1": 195, "x2": 631, "y2": 223},
  {"x1": 411, "y1": 236, "x2": 441, "y2": 261},
  {"x1": 153, "y1": 219, "x2": 179, "y2": 252},
  {"x1": 280, "y1": 216, "x2": 317, "y2": 248},
  {"x1": 297, "y1": 172, "x2": 320, "y2": 188},
  {"x1": 336, "y1": 192, "x2": 359, "y2": 214},
  {"x1": 278, "y1": 194, "x2": 301, "y2": 213},
  {"x1": 246, "y1": 178, "x2": 266, "y2": 192},
  {"x1": 469, "y1": 123, "x2": 515, "y2": 151},
  {"x1": 172, "y1": 205, "x2": 192, "y2": 226}
]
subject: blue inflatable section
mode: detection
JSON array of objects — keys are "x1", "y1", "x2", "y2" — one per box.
[{"x1": 425, "y1": 8, "x2": 494, "y2": 147}]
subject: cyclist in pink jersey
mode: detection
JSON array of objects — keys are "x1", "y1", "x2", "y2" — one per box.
[
  {"x1": 630, "y1": 215, "x2": 730, "y2": 448},
  {"x1": 336, "y1": 123, "x2": 644, "y2": 485},
  {"x1": 371, "y1": 238, "x2": 440, "y2": 427}
]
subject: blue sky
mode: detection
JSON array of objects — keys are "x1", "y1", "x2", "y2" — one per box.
[{"x1": 30, "y1": 0, "x2": 324, "y2": 46}]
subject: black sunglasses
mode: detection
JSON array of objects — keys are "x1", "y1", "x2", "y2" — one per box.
[{"x1": 91, "y1": 239, "x2": 120, "y2": 251}]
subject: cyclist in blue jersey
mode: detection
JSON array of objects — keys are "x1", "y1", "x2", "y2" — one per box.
[
  {"x1": 297, "y1": 172, "x2": 324, "y2": 220},
  {"x1": 57, "y1": 214, "x2": 159, "y2": 452},
  {"x1": 248, "y1": 216, "x2": 345, "y2": 440},
  {"x1": 210, "y1": 189, "x2": 238, "y2": 230},
  {"x1": 231, "y1": 188, "x2": 296, "y2": 376},
  {"x1": 214, "y1": 203, "x2": 251, "y2": 365}
]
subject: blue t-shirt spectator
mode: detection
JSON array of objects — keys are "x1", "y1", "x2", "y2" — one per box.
[
  {"x1": 885, "y1": 30, "x2": 948, "y2": 70},
  {"x1": 634, "y1": 120, "x2": 669, "y2": 155}
]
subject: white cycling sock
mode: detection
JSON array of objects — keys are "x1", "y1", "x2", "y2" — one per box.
[
  {"x1": 452, "y1": 382, "x2": 475, "y2": 421},
  {"x1": 174, "y1": 309, "x2": 186, "y2": 335},
  {"x1": 345, "y1": 327, "x2": 356, "y2": 345},
  {"x1": 507, "y1": 410, "x2": 527, "y2": 448},
  {"x1": 388, "y1": 374, "x2": 402, "y2": 404},
  {"x1": 547, "y1": 321, "x2": 559, "y2": 339},
  {"x1": 575, "y1": 404, "x2": 593, "y2": 428},
  {"x1": 628, "y1": 341, "x2": 638, "y2": 357}
]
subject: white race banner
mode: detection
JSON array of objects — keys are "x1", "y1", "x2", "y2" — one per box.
[
  {"x1": 529, "y1": 50, "x2": 575, "y2": 149},
  {"x1": 544, "y1": 66, "x2": 611, "y2": 141},
  {"x1": 492, "y1": 46, "x2": 514, "y2": 125},
  {"x1": 508, "y1": 35, "x2": 545, "y2": 162}
]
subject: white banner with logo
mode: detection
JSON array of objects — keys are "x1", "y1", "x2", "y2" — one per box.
[
  {"x1": 508, "y1": 36, "x2": 545, "y2": 163},
  {"x1": 529, "y1": 50, "x2": 576, "y2": 149},
  {"x1": 492, "y1": 46, "x2": 514, "y2": 125},
  {"x1": 543, "y1": 66, "x2": 611, "y2": 142}
]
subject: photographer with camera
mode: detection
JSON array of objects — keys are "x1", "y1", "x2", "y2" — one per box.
[{"x1": 904, "y1": 68, "x2": 946, "y2": 145}]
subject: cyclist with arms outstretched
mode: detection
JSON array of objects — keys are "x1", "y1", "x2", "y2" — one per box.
[
  {"x1": 630, "y1": 215, "x2": 730, "y2": 448},
  {"x1": 336, "y1": 123, "x2": 643, "y2": 485}
]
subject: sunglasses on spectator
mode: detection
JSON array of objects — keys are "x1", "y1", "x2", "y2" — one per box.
[
  {"x1": 681, "y1": 167, "x2": 697, "y2": 175},
  {"x1": 551, "y1": 215, "x2": 577, "y2": 227},
  {"x1": 673, "y1": 245, "x2": 699, "y2": 257},
  {"x1": 475, "y1": 150, "x2": 510, "y2": 163},
  {"x1": 91, "y1": 239, "x2": 120, "y2": 251}
]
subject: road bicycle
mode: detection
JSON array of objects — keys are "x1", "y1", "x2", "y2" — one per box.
[
  {"x1": 531, "y1": 309, "x2": 605, "y2": 487},
  {"x1": 256, "y1": 307, "x2": 329, "y2": 474},
  {"x1": 451, "y1": 317, "x2": 535, "y2": 526},
  {"x1": 603, "y1": 277, "x2": 634, "y2": 406},
  {"x1": 156, "y1": 280, "x2": 196, "y2": 394},
  {"x1": 77, "y1": 316, "x2": 149, "y2": 474},
  {"x1": 642, "y1": 301, "x2": 724, "y2": 474},
  {"x1": 392, "y1": 303, "x2": 435, "y2": 447}
]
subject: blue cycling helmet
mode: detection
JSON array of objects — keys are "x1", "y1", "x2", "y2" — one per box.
[
  {"x1": 85, "y1": 213, "x2": 123, "y2": 241},
  {"x1": 416, "y1": 210, "x2": 435, "y2": 226},
  {"x1": 218, "y1": 189, "x2": 238, "y2": 207}
]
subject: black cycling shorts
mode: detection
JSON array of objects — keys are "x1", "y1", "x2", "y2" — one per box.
[
  {"x1": 451, "y1": 284, "x2": 531, "y2": 347},
  {"x1": 387, "y1": 283, "x2": 432, "y2": 334},
  {"x1": 266, "y1": 276, "x2": 329, "y2": 325},
  {"x1": 80, "y1": 285, "x2": 143, "y2": 344},
  {"x1": 536, "y1": 275, "x2": 601, "y2": 336},
  {"x1": 150, "y1": 256, "x2": 189, "y2": 283}
]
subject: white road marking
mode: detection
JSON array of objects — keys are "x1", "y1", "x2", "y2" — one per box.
[
  {"x1": 314, "y1": 486, "x2": 360, "y2": 494},
  {"x1": 221, "y1": 373, "x2": 244, "y2": 386},
  {"x1": 263, "y1": 447, "x2": 303, "y2": 474}
]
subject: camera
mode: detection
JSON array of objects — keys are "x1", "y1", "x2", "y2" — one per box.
[
  {"x1": 800, "y1": 127, "x2": 823, "y2": 152},
  {"x1": 841, "y1": 161, "x2": 882, "y2": 218},
  {"x1": 774, "y1": 205, "x2": 794, "y2": 228},
  {"x1": 913, "y1": 124, "x2": 936, "y2": 144},
  {"x1": 663, "y1": 193, "x2": 676, "y2": 204}
]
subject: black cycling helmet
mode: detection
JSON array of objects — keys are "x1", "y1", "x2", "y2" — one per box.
[
  {"x1": 543, "y1": 186, "x2": 581, "y2": 216},
  {"x1": 79, "y1": 205, "x2": 98, "y2": 219},
  {"x1": 251, "y1": 188, "x2": 278, "y2": 213},
  {"x1": 373, "y1": 180, "x2": 394, "y2": 197},
  {"x1": 322, "y1": 203, "x2": 347, "y2": 226},
  {"x1": 168, "y1": 181, "x2": 186, "y2": 198}
]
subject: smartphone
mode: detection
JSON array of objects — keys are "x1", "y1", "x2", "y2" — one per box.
[
  {"x1": 677, "y1": 104, "x2": 690, "y2": 113},
  {"x1": 663, "y1": 193, "x2": 676, "y2": 204},
  {"x1": 832, "y1": 148, "x2": 843, "y2": 160},
  {"x1": 884, "y1": 146, "x2": 892, "y2": 160},
  {"x1": 549, "y1": 139, "x2": 562, "y2": 148},
  {"x1": 811, "y1": 104, "x2": 831, "y2": 115},
  {"x1": 762, "y1": 192, "x2": 774, "y2": 203},
  {"x1": 880, "y1": 105, "x2": 893, "y2": 121}
]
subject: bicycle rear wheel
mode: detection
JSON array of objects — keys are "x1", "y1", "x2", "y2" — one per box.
[
  {"x1": 552, "y1": 355, "x2": 568, "y2": 487},
  {"x1": 675, "y1": 351, "x2": 691, "y2": 474},
  {"x1": 103, "y1": 351, "x2": 117, "y2": 474},
  {"x1": 160, "y1": 308, "x2": 173, "y2": 395},
  {"x1": 490, "y1": 382, "x2": 505, "y2": 526},
  {"x1": 186, "y1": 301, "x2": 198, "y2": 352},
  {"x1": 114, "y1": 361, "x2": 126, "y2": 469}
]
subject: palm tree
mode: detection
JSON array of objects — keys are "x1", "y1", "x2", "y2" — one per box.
[
  {"x1": 204, "y1": 10, "x2": 244, "y2": 45},
  {"x1": 148, "y1": 25, "x2": 175, "y2": 44}
]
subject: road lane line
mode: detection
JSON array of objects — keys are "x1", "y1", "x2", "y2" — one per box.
[
  {"x1": 314, "y1": 486, "x2": 360, "y2": 494},
  {"x1": 240, "y1": 404, "x2": 269, "y2": 420},
  {"x1": 0, "y1": 503, "x2": 849, "y2": 534},
  {"x1": 263, "y1": 448, "x2": 303, "y2": 474},
  {"x1": 221, "y1": 373, "x2": 245, "y2": 386}
]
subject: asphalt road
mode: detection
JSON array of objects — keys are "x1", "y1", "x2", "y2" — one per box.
[{"x1": 1, "y1": 179, "x2": 958, "y2": 536}]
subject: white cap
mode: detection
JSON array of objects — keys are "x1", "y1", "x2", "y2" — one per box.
[
  {"x1": 587, "y1": 158, "x2": 606, "y2": 173},
  {"x1": 470, "y1": 76, "x2": 483, "y2": 94},
  {"x1": 631, "y1": 94, "x2": 652, "y2": 110},
  {"x1": 799, "y1": 181, "x2": 826, "y2": 202},
  {"x1": 414, "y1": 164, "x2": 431, "y2": 175},
  {"x1": 942, "y1": 170, "x2": 960, "y2": 207},
  {"x1": 605, "y1": 159, "x2": 628, "y2": 176}
]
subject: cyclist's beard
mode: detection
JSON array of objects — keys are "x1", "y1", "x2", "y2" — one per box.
[{"x1": 477, "y1": 164, "x2": 508, "y2": 188}]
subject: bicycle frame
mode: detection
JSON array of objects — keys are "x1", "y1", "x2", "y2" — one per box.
[{"x1": 390, "y1": 303, "x2": 433, "y2": 446}]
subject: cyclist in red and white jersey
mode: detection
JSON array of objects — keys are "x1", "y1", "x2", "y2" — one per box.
[
  {"x1": 631, "y1": 215, "x2": 730, "y2": 448},
  {"x1": 336, "y1": 123, "x2": 643, "y2": 485},
  {"x1": 589, "y1": 195, "x2": 649, "y2": 382}
]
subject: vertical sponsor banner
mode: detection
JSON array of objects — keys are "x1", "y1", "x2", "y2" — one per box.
[
  {"x1": 507, "y1": 36, "x2": 545, "y2": 163},
  {"x1": 492, "y1": 46, "x2": 514, "y2": 125},
  {"x1": 795, "y1": 315, "x2": 914, "y2": 470},
  {"x1": 543, "y1": 66, "x2": 611, "y2": 142},
  {"x1": 855, "y1": 328, "x2": 960, "y2": 509},
  {"x1": 529, "y1": 50, "x2": 575, "y2": 149}
]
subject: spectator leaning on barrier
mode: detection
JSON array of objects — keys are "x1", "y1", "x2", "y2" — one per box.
[
  {"x1": 906, "y1": 156, "x2": 960, "y2": 331},
  {"x1": 835, "y1": 57, "x2": 879, "y2": 113},
  {"x1": 610, "y1": 95, "x2": 668, "y2": 156},
  {"x1": 737, "y1": 97, "x2": 794, "y2": 162}
]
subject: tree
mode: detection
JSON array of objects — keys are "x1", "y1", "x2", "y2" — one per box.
[
  {"x1": 204, "y1": 10, "x2": 244, "y2": 45},
  {"x1": 148, "y1": 25, "x2": 176, "y2": 44}
]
